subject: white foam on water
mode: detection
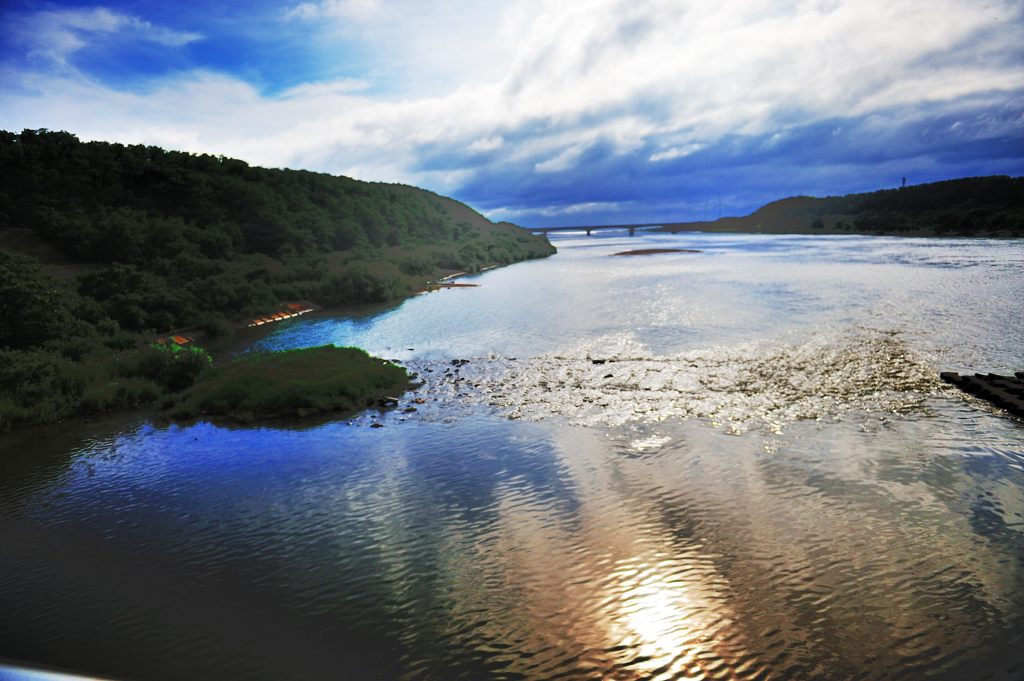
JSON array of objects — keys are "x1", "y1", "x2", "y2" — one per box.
[{"x1": 408, "y1": 329, "x2": 943, "y2": 433}]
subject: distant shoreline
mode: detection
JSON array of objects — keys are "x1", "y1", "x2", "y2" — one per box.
[
  {"x1": 655, "y1": 225, "x2": 1022, "y2": 238},
  {"x1": 546, "y1": 176, "x2": 1024, "y2": 239}
]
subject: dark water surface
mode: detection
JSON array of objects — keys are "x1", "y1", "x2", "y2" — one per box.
[{"x1": 2, "y1": 233, "x2": 1023, "y2": 680}]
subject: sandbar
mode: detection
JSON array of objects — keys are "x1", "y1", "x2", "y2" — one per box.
[{"x1": 611, "y1": 248, "x2": 702, "y2": 256}]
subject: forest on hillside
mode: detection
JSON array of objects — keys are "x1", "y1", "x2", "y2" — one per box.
[
  {"x1": 0, "y1": 129, "x2": 553, "y2": 332},
  {"x1": 657, "y1": 176, "x2": 1024, "y2": 236},
  {"x1": 0, "y1": 129, "x2": 554, "y2": 430}
]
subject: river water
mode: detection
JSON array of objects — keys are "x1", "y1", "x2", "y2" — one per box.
[{"x1": 2, "y1": 232, "x2": 1023, "y2": 680}]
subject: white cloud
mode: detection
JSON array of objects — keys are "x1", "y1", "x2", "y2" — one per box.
[
  {"x1": 534, "y1": 143, "x2": 590, "y2": 173},
  {"x1": 468, "y1": 136, "x2": 504, "y2": 152},
  {"x1": 1, "y1": 0, "x2": 1021, "y2": 199},
  {"x1": 279, "y1": 79, "x2": 371, "y2": 98},
  {"x1": 12, "y1": 7, "x2": 201, "y2": 66},
  {"x1": 650, "y1": 143, "x2": 705, "y2": 162},
  {"x1": 490, "y1": 201, "x2": 624, "y2": 220},
  {"x1": 285, "y1": 0, "x2": 380, "y2": 20}
]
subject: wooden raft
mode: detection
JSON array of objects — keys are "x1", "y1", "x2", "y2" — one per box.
[{"x1": 940, "y1": 371, "x2": 1024, "y2": 418}]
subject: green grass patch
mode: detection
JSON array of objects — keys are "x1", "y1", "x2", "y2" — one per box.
[{"x1": 169, "y1": 345, "x2": 410, "y2": 422}]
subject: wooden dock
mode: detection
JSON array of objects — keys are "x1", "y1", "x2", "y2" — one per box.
[
  {"x1": 940, "y1": 371, "x2": 1024, "y2": 418},
  {"x1": 246, "y1": 301, "x2": 318, "y2": 328}
]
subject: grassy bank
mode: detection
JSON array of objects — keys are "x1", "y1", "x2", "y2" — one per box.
[{"x1": 168, "y1": 346, "x2": 410, "y2": 423}]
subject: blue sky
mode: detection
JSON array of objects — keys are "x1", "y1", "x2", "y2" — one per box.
[{"x1": 1, "y1": 0, "x2": 1022, "y2": 227}]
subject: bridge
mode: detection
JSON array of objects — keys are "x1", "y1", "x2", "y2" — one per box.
[{"x1": 531, "y1": 223, "x2": 664, "y2": 237}]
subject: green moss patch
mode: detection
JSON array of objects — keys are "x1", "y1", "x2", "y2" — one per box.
[{"x1": 169, "y1": 345, "x2": 409, "y2": 422}]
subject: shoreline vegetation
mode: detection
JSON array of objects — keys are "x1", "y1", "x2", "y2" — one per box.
[{"x1": 0, "y1": 129, "x2": 554, "y2": 432}]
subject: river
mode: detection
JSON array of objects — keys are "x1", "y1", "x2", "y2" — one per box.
[{"x1": 2, "y1": 231, "x2": 1023, "y2": 680}]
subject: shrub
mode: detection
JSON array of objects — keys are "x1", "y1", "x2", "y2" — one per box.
[
  {"x1": 124, "y1": 343, "x2": 212, "y2": 392},
  {"x1": 0, "y1": 348, "x2": 84, "y2": 429}
]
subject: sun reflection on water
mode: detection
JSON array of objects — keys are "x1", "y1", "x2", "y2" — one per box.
[{"x1": 596, "y1": 554, "x2": 728, "y2": 680}]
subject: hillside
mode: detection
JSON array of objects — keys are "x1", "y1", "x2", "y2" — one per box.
[
  {"x1": 0, "y1": 129, "x2": 554, "y2": 333},
  {"x1": 0, "y1": 129, "x2": 554, "y2": 431},
  {"x1": 655, "y1": 176, "x2": 1024, "y2": 237}
]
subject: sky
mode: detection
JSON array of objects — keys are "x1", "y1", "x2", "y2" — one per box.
[{"x1": 1, "y1": 0, "x2": 1022, "y2": 227}]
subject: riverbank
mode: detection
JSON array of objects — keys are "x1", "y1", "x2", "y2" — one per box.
[{"x1": 0, "y1": 250, "x2": 553, "y2": 434}]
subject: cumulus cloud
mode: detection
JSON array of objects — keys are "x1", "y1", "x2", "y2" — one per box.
[{"x1": 1, "y1": 0, "x2": 1022, "y2": 224}]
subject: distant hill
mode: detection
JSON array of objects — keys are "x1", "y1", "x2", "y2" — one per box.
[{"x1": 652, "y1": 176, "x2": 1024, "y2": 237}]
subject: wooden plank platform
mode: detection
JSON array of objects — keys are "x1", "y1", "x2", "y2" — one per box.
[{"x1": 940, "y1": 371, "x2": 1024, "y2": 418}]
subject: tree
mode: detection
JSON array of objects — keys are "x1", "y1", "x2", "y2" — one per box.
[{"x1": 0, "y1": 252, "x2": 77, "y2": 349}]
